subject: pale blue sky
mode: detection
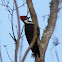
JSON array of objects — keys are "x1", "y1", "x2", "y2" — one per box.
[{"x1": 0, "y1": 0, "x2": 62, "y2": 62}]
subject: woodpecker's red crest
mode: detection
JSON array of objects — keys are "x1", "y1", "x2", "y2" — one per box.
[{"x1": 20, "y1": 16, "x2": 27, "y2": 21}]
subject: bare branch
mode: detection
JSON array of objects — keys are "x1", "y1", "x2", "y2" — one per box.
[
  {"x1": 9, "y1": 33, "x2": 16, "y2": 42},
  {"x1": 0, "y1": 3, "x2": 12, "y2": 15},
  {"x1": 3, "y1": 0, "x2": 6, "y2": 5},
  {"x1": 11, "y1": 8, "x2": 16, "y2": 42},
  {"x1": 13, "y1": 3, "x2": 26, "y2": 10},
  {"x1": 39, "y1": 0, "x2": 59, "y2": 61},
  {"x1": 14, "y1": 0, "x2": 20, "y2": 39},
  {"x1": 21, "y1": 47, "x2": 30, "y2": 62},
  {"x1": 21, "y1": 0, "x2": 39, "y2": 62},
  {"x1": 21, "y1": 25, "x2": 25, "y2": 35},
  {"x1": 14, "y1": 0, "x2": 21, "y2": 62},
  {"x1": 4, "y1": 45, "x2": 13, "y2": 62},
  {"x1": 6, "y1": 0, "x2": 10, "y2": 6},
  {"x1": 19, "y1": 38, "x2": 23, "y2": 62},
  {"x1": 55, "y1": 50, "x2": 59, "y2": 62}
]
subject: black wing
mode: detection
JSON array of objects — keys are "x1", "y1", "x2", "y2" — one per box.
[{"x1": 25, "y1": 24, "x2": 40, "y2": 57}]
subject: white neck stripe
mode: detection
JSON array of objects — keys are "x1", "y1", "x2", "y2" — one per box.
[{"x1": 24, "y1": 20, "x2": 34, "y2": 24}]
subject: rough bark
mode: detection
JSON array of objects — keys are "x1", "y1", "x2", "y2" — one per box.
[{"x1": 39, "y1": 0, "x2": 59, "y2": 62}]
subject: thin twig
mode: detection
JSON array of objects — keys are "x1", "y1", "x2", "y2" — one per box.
[
  {"x1": 9, "y1": 33, "x2": 16, "y2": 42},
  {"x1": 0, "y1": 41, "x2": 2, "y2": 62},
  {"x1": 21, "y1": 47, "x2": 30, "y2": 62},
  {"x1": 19, "y1": 38, "x2": 23, "y2": 62},
  {"x1": 0, "y1": 4, "x2": 12, "y2": 15},
  {"x1": 21, "y1": 25, "x2": 25, "y2": 35},
  {"x1": 6, "y1": 0, "x2": 10, "y2": 6},
  {"x1": 13, "y1": 3, "x2": 26, "y2": 10},
  {"x1": 55, "y1": 49, "x2": 59, "y2": 62},
  {"x1": 4, "y1": 46, "x2": 13, "y2": 62},
  {"x1": 21, "y1": 34, "x2": 25, "y2": 38},
  {"x1": 3, "y1": 0, "x2": 6, "y2": 5},
  {"x1": 53, "y1": 38, "x2": 59, "y2": 62},
  {"x1": 11, "y1": 6, "x2": 16, "y2": 41}
]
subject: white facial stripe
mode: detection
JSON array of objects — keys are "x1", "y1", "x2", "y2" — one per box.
[{"x1": 24, "y1": 20, "x2": 34, "y2": 24}]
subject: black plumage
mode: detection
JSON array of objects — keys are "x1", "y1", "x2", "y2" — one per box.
[{"x1": 25, "y1": 23, "x2": 40, "y2": 57}]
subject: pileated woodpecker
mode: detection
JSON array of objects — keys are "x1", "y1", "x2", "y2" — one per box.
[{"x1": 20, "y1": 16, "x2": 40, "y2": 57}]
